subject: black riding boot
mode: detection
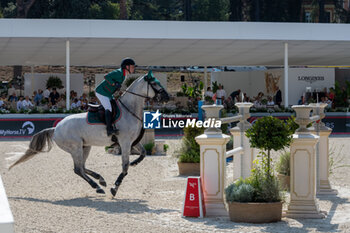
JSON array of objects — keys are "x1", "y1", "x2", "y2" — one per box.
[{"x1": 105, "y1": 110, "x2": 118, "y2": 136}]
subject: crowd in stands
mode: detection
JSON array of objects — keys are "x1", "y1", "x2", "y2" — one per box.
[
  {"x1": 0, "y1": 87, "x2": 99, "y2": 112},
  {"x1": 204, "y1": 85, "x2": 334, "y2": 110}
]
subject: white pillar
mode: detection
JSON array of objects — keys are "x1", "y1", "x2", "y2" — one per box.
[
  {"x1": 230, "y1": 103, "x2": 255, "y2": 180},
  {"x1": 66, "y1": 40, "x2": 70, "y2": 110},
  {"x1": 196, "y1": 105, "x2": 230, "y2": 217},
  {"x1": 309, "y1": 103, "x2": 337, "y2": 195},
  {"x1": 284, "y1": 105, "x2": 325, "y2": 219},
  {"x1": 284, "y1": 42, "x2": 289, "y2": 107},
  {"x1": 203, "y1": 66, "x2": 207, "y2": 100}
]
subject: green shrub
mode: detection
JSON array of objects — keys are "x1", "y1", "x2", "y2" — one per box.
[
  {"x1": 144, "y1": 142, "x2": 155, "y2": 154},
  {"x1": 163, "y1": 144, "x2": 169, "y2": 153},
  {"x1": 178, "y1": 125, "x2": 204, "y2": 163},
  {"x1": 46, "y1": 76, "x2": 63, "y2": 89},
  {"x1": 225, "y1": 181, "x2": 254, "y2": 203},
  {"x1": 276, "y1": 151, "x2": 290, "y2": 176},
  {"x1": 246, "y1": 116, "x2": 293, "y2": 177}
]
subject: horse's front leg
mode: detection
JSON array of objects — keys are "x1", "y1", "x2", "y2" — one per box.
[{"x1": 110, "y1": 144, "x2": 130, "y2": 197}]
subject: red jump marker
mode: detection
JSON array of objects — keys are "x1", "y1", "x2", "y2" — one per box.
[{"x1": 182, "y1": 176, "x2": 206, "y2": 218}]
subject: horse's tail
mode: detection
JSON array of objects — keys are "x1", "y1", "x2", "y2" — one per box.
[{"x1": 8, "y1": 127, "x2": 55, "y2": 170}]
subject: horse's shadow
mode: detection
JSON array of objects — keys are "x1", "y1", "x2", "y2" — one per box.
[{"x1": 10, "y1": 196, "x2": 176, "y2": 215}]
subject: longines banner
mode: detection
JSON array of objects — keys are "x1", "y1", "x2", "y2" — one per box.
[{"x1": 0, "y1": 118, "x2": 63, "y2": 138}]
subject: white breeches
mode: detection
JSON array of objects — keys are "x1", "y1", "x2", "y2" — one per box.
[{"x1": 96, "y1": 93, "x2": 112, "y2": 111}]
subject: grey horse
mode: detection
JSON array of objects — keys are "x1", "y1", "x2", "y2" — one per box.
[{"x1": 9, "y1": 71, "x2": 169, "y2": 196}]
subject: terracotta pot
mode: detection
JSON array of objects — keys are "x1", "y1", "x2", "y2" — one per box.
[
  {"x1": 278, "y1": 174, "x2": 290, "y2": 191},
  {"x1": 177, "y1": 162, "x2": 200, "y2": 176},
  {"x1": 228, "y1": 202, "x2": 282, "y2": 223}
]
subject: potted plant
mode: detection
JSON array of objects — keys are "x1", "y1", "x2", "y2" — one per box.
[
  {"x1": 46, "y1": 76, "x2": 63, "y2": 89},
  {"x1": 177, "y1": 125, "x2": 204, "y2": 176},
  {"x1": 144, "y1": 142, "x2": 155, "y2": 155},
  {"x1": 225, "y1": 116, "x2": 293, "y2": 223},
  {"x1": 276, "y1": 151, "x2": 290, "y2": 191}
]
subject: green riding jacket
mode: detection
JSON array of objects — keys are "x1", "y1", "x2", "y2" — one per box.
[{"x1": 95, "y1": 68, "x2": 125, "y2": 99}]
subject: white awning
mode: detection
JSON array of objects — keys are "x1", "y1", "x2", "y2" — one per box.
[{"x1": 0, "y1": 19, "x2": 349, "y2": 66}]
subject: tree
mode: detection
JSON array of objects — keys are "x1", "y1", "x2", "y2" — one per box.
[
  {"x1": 16, "y1": 0, "x2": 36, "y2": 18},
  {"x1": 246, "y1": 116, "x2": 293, "y2": 177},
  {"x1": 119, "y1": 0, "x2": 126, "y2": 19}
]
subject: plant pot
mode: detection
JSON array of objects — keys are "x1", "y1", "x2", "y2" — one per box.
[
  {"x1": 177, "y1": 162, "x2": 200, "y2": 176},
  {"x1": 277, "y1": 174, "x2": 290, "y2": 191},
  {"x1": 228, "y1": 201, "x2": 282, "y2": 223}
]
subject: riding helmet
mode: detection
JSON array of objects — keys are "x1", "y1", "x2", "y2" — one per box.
[{"x1": 121, "y1": 57, "x2": 136, "y2": 69}]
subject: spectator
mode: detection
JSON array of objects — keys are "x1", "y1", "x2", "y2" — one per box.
[
  {"x1": 298, "y1": 96, "x2": 306, "y2": 105},
  {"x1": 22, "y1": 96, "x2": 34, "y2": 110},
  {"x1": 229, "y1": 89, "x2": 241, "y2": 104},
  {"x1": 49, "y1": 88, "x2": 60, "y2": 106},
  {"x1": 216, "y1": 85, "x2": 226, "y2": 104},
  {"x1": 34, "y1": 89, "x2": 43, "y2": 106},
  {"x1": 7, "y1": 84, "x2": 15, "y2": 97},
  {"x1": 8, "y1": 92, "x2": 18, "y2": 102},
  {"x1": 89, "y1": 96, "x2": 99, "y2": 105},
  {"x1": 274, "y1": 87, "x2": 282, "y2": 106},
  {"x1": 71, "y1": 98, "x2": 81, "y2": 109},
  {"x1": 43, "y1": 87, "x2": 51, "y2": 101},
  {"x1": 204, "y1": 87, "x2": 213, "y2": 98},
  {"x1": 57, "y1": 95, "x2": 66, "y2": 109},
  {"x1": 267, "y1": 96, "x2": 275, "y2": 106},
  {"x1": 17, "y1": 96, "x2": 24, "y2": 111}
]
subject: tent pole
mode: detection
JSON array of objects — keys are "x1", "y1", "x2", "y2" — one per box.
[
  {"x1": 284, "y1": 42, "x2": 289, "y2": 107},
  {"x1": 66, "y1": 40, "x2": 70, "y2": 110},
  {"x1": 203, "y1": 66, "x2": 207, "y2": 99}
]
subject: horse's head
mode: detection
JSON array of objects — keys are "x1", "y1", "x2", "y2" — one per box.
[{"x1": 143, "y1": 71, "x2": 170, "y2": 102}]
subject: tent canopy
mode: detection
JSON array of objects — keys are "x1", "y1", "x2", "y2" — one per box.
[{"x1": 0, "y1": 19, "x2": 350, "y2": 67}]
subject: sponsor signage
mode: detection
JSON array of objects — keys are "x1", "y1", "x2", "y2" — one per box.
[{"x1": 0, "y1": 118, "x2": 62, "y2": 138}]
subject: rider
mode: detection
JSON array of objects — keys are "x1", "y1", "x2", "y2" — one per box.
[{"x1": 95, "y1": 57, "x2": 136, "y2": 136}]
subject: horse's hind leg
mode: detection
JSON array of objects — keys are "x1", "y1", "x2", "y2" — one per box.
[
  {"x1": 82, "y1": 146, "x2": 107, "y2": 187},
  {"x1": 130, "y1": 143, "x2": 146, "y2": 167},
  {"x1": 71, "y1": 147, "x2": 105, "y2": 194},
  {"x1": 110, "y1": 145, "x2": 130, "y2": 197}
]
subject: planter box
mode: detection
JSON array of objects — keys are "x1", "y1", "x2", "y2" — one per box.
[
  {"x1": 177, "y1": 162, "x2": 200, "y2": 176},
  {"x1": 278, "y1": 174, "x2": 290, "y2": 191},
  {"x1": 228, "y1": 201, "x2": 282, "y2": 223}
]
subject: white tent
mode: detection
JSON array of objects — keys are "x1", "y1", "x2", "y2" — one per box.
[{"x1": 1, "y1": 19, "x2": 350, "y2": 107}]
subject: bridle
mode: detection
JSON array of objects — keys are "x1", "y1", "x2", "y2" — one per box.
[{"x1": 118, "y1": 78, "x2": 162, "y2": 122}]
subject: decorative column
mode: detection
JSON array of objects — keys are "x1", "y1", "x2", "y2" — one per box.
[
  {"x1": 309, "y1": 103, "x2": 337, "y2": 195},
  {"x1": 230, "y1": 102, "x2": 255, "y2": 180},
  {"x1": 195, "y1": 105, "x2": 230, "y2": 217},
  {"x1": 285, "y1": 105, "x2": 325, "y2": 219}
]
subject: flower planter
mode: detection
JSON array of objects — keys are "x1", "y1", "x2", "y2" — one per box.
[
  {"x1": 227, "y1": 201, "x2": 282, "y2": 223},
  {"x1": 177, "y1": 162, "x2": 200, "y2": 176},
  {"x1": 278, "y1": 174, "x2": 290, "y2": 191}
]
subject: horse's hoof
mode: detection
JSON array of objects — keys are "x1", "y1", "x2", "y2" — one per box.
[
  {"x1": 110, "y1": 188, "x2": 117, "y2": 196},
  {"x1": 99, "y1": 179, "x2": 107, "y2": 187},
  {"x1": 96, "y1": 188, "x2": 105, "y2": 194},
  {"x1": 130, "y1": 162, "x2": 137, "y2": 167}
]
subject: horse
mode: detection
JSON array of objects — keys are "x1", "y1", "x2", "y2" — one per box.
[{"x1": 8, "y1": 71, "x2": 169, "y2": 196}]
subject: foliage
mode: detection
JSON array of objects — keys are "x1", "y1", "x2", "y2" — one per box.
[
  {"x1": 276, "y1": 151, "x2": 290, "y2": 176},
  {"x1": 181, "y1": 81, "x2": 204, "y2": 100},
  {"x1": 163, "y1": 144, "x2": 169, "y2": 153},
  {"x1": 334, "y1": 81, "x2": 348, "y2": 107},
  {"x1": 143, "y1": 141, "x2": 155, "y2": 154},
  {"x1": 204, "y1": 96, "x2": 214, "y2": 104},
  {"x1": 46, "y1": 76, "x2": 63, "y2": 89},
  {"x1": 225, "y1": 157, "x2": 283, "y2": 203},
  {"x1": 329, "y1": 144, "x2": 350, "y2": 175},
  {"x1": 178, "y1": 125, "x2": 204, "y2": 163},
  {"x1": 246, "y1": 116, "x2": 293, "y2": 177},
  {"x1": 212, "y1": 81, "x2": 219, "y2": 94},
  {"x1": 286, "y1": 115, "x2": 299, "y2": 134}
]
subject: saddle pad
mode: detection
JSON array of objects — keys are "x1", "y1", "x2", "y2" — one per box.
[{"x1": 86, "y1": 102, "x2": 122, "y2": 125}]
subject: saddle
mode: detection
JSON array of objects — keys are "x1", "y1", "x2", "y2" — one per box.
[{"x1": 87, "y1": 99, "x2": 121, "y2": 125}]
